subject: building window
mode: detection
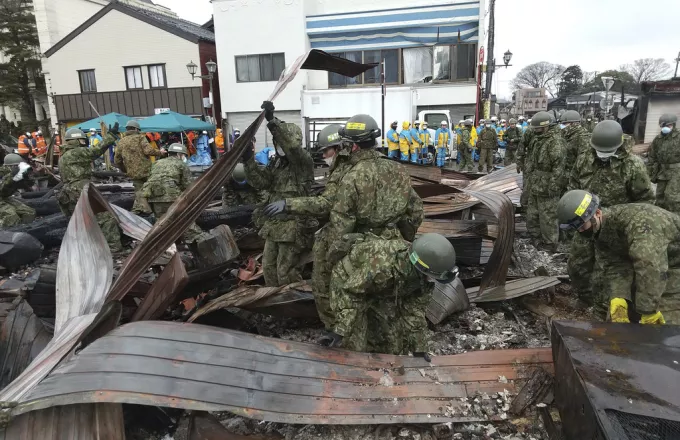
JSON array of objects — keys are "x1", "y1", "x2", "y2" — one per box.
[
  {"x1": 78, "y1": 69, "x2": 97, "y2": 93},
  {"x1": 403, "y1": 44, "x2": 476, "y2": 84},
  {"x1": 328, "y1": 50, "x2": 399, "y2": 87},
  {"x1": 403, "y1": 47, "x2": 433, "y2": 84},
  {"x1": 148, "y1": 64, "x2": 166, "y2": 88},
  {"x1": 125, "y1": 66, "x2": 144, "y2": 90},
  {"x1": 235, "y1": 53, "x2": 285, "y2": 82}
]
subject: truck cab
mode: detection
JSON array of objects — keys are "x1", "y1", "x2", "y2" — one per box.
[{"x1": 418, "y1": 110, "x2": 452, "y2": 151}]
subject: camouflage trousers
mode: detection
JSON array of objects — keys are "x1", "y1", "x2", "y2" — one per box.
[
  {"x1": 504, "y1": 148, "x2": 517, "y2": 166},
  {"x1": 132, "y1": 179, "x2": 152, "y2": 214},
  {"x1": 58, "y1": 184, "x2": 122, "y2": 253},
  {"x1": 262, "y1": 239, "x2": 304, "y2": 287},
  {"x1": 568, "y1": 233, "x2": 596, "y2": 301},
  {"x1": 478, "y1": 148, "x2": 494, "y2": 173},
  {"x1": 311, "y1": 225, "x2": 334, "y2": 330},
  {"x1": 526, "y1": 193, "x2": 559, "y2": 249},
  {"x1": 149, "y1": 201, "x2": 203, "y2": 243},
  {"x1": 0, "y1": 198, "x2": 36, "y2": 228},
  {"x1": 458, "y1": 147, "x2": 474, "y2": 171},
  {"x1": 655, "y1": 179, "x2": 680, "y2": 215}
]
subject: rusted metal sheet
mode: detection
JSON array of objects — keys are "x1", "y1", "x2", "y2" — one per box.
[
  {"x1": 131, "y1": 253, "x2": 188, "y2": 322},
  {"x1": 0, "y1": 403, "x2": 125, "y2": 440},
  {"x1": 552, "y1": 320, "x2": 680, "y2": 440},
  {"x1": 427, "y1": 277, "x2": 470, "y2": 325},
  {"x1": 418, "y1": 219, "x2": 488, "y2": 238},
  {"x1": 401, "y1": 162, "x2": 442, "y2": 183},
  {"x1": 110, "y1": 203, "x2": 177, "y2": 263},
  {"x1": 466, "y1": 164, "x2": 523, "y2": 194},
  {"x1": 107, "y1": 50, "x2": 375, "y2": 303},
  {"x1": 13, "y1": 321, "x2": 552, "y2": 425},
  {"x1": 0, "y1": 300, "x2": 51, "y2": 389},
  {"x1": 467, "y1": 277, "x2": 561, "y2": 303}
]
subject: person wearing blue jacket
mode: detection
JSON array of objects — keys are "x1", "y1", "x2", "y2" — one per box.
[
  {"x1": 398, "y1": 122, "x2": 412, "y2": 162},
  {"x1": 410, "y1": 121, "x2": 423, "y2": 163},
  {"x1": 477, "y1": 119, "x2": 485, "y2": 135},
  {"x1": 386, "y1": 121, "x2": 400, "y2": 159},
  {"x1": 434, "y1": 121, "x2": 453, "y2": 167}
]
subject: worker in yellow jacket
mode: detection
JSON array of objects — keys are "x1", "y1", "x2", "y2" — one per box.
[
  {"x1": 386, "y1": 120, "x2": 400, "y2": 159},
  {"x1": 398, "y1": 121, "x2": 412, "y2": 161},
  {"x1": 410, "y1": 121, "x2": 424, "y2": 163}
]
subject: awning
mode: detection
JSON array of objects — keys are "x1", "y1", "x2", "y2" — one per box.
[
  {"x1": 306, "y1": 1, "x2": 480, "y2": 52},
  {"x1": 74, "y1": 113, "x2": 132, "y2": 133},
  {"x1": 138, "y1": 111, "x2": 215, "y2": 133}
]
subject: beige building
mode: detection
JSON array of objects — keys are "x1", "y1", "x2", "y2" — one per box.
[{"x1": 515, "y1": 88, "x2": 548, "y2": 116}]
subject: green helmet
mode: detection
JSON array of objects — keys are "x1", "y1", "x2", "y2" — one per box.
[
  {"x1": 659, "y1": 113, "x2": 678, "y2": 126},
  {"x1": 126, "y1": 120, "x2": 141, "y2": 131},
  {"x1": 557, "y1": 190, "x2": 600, "y2": 231},
  {"x1": 339, "y1": 114, "x2": 381, "y2": 144},
  {"x1": 3, "y1": 153, "x2": 24, "y2": 166},
  {"x1": 590, "y1": 120, "x2": 623, "y2": 153},
  {"x1": 232, "y1": 163, "x2": 246, "y2": 184},
  {"x1": 409, "y1": 233, "x2": 459, "y2": 283},
  {"x1": 167, "y1": 143, "x2": 187, "y2": 155},
  {"x1": 509, "y1": 118, "x2": 517, "y2": 125},
  {"x1": 530, "y1": 111, "x2": 553, "y2": 129},
  {"x1": 317, "y1": 124, "x2": 343, "y2": 151},
  {"x1": 560, "y1": 110, "x2": 581, "y2": 124},
  {"x1": 65, "y1": 127, "x2": 87, "y2": 141}
]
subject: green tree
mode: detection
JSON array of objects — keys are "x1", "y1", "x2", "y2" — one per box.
[
  {"x1": 581, "y1": 70, "x2": 639, "y2": 95},
  {"x1": 0, "y1": 0, "x2": 44, "y2": 124},
  {"x1": 557, "y1": 65, "x2": 583, "y2": 97}
]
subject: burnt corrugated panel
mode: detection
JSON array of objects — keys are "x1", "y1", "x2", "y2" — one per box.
[
  {"x1": 418, "y1": 220, "x2": 487, "y2": 238},
  {"x1": 400, "y1": 162, "x2": 443, "y2": 183},
  {"x1": 467, "y1": 277, "x2": 561, "y2": 303},
  {"x1": 15, "y1": 322, "x2": 552, "y2": 425}
]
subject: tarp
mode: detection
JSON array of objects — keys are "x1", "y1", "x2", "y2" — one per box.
[
  {"x1": 74, "y1": 113, "x2": 132, "y2": 133},
  {"x1": 139, "y1": 111, "x2": 215, "y2": 133}
]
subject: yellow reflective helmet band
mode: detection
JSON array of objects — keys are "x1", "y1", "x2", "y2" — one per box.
[
  {"x1": 409, "y1": 251, "x2": 430, "y2": 269},
  {"x1": 346, "y1": 122, "x2": 366, "y2": 130},
  {"x1": 327, "y1": 132, "x2": 340, "y2": 142},
  {"x1": 574, "y1": 193, "x2": 592, "y2": 216}
]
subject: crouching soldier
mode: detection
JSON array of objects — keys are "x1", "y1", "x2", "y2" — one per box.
[{"x1": 0, "y1": 154, "x2": 36, "y2": 227}]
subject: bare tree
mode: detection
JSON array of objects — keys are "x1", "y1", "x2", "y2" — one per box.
[
  {"x1": 581, "y1": 71, "x2": 596, "y2": 87},
  {"x1": 510, "y1": 62, "x2": 565, "y2": 97},
  {"x1": 621, "y1": 58, "x2": 672, "y2": 84}
]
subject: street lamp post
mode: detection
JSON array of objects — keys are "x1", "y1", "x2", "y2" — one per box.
[{"x1": 187, "y1": 60, "x2": 218, "y2": 125}]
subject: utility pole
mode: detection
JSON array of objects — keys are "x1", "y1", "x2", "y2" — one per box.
[
  {"x1": 380, "y1": 59, "x2": 386, "y2": 152},
  {"x1": 674, "y1": 51, "x2": 680, "y2": 79},
  {"x1": 484, "y1": 0, "x2": 496, "y2": 99}
]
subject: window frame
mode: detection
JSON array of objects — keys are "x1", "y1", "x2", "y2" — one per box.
[
  {"x1": 78, "y1": 69, "x2": 97, "y2": 93},
  {"x1": 235, "y1": 52, "x2": 286, "y2": 83},
  {"x1": 124, "y1": 65, "x2": 144, "y2": 90},
  {"x1": 147, "y1": 63, "x2": 167, "y2": 89},
  {"x1": 327, "y1": 49, "x2": 402, "y2": 88},
  {"x1": 430, "y1": 43, "x2": 477, "y2": 84}
]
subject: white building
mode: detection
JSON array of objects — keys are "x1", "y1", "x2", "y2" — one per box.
[{"x1": 213, "y1": 0, "x2": 486, "y2": 149}]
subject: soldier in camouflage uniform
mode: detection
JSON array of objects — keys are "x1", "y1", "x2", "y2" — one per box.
[
  {"x1": 114, "y1": 120, "x2": 163, "y2": 214},
  {"x1": 647, "y1": 113, "x2": 680, "y2": 215},
  {"x1": 222, "y1": 163, "x2": 264, "y2": 208},
  {"x1": 503, "y1": 118, "x2": 522, "y2": 166},
  {"x1": 57, "y1": 127, "x2": 122, "y2": 252},
  {"x1": 458, "y1": 119, "x2": 474, "y2": 172},
  {"x1": 477, "y1": 120, "x2": 498, "y2": 173},
  {"x1": 526, "y1": 112, "x2": 567, "y2": 251},
  {"x1": 516, "y1": 125, "x2": 535, "y2": 207},
  {"x1": 567, "y1": 121, "x2": 654, "y2": 313},
  {"x1": 560, "y1": 110, "x2": 591, "y2": 171},
  {"x1": 558, "y1": 189, "x2": 680, "y2": 325},
  {"x1": 583, "y1": 115, "x2": 597, "y2": 133},
  {"x1": 142, "y1": 143, "x2": 203, "y2": 243},
  {"x1": 0, "y1": 154, "x2": 35, "y2": 228},
  {"x1": 243, "y1": 101, "x2": 315, "y2": 287}
]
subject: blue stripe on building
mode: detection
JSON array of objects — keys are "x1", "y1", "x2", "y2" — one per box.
[{"x1": 306, "y1": 1, "x2": 479, "y2": 19}]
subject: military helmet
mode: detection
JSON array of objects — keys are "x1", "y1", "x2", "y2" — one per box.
[
  {"x1": 560, "y1": 110, "x2": 581, "y2": 124},
  {"x1": 3, "y1": 153, "x2": 24, "y2": 166},
  {"x1": 590, "y1": 120, "x2": 623, "y2": 153},
  {"x1": 464, "y1": 119, "x2": 473, "y2": 126},
  {"x1": 167, "y1": 143, "x2": 187, "y2": 155},
  {"x1": 232, "y1": 163, "x2": 247, "y2": 184},
  {"x1": 557, "y1": 190, "x2": 600, "y2": 231},
  {"x1": 479, "y1": 119, "x2": 485, "y2": 124},
  {"x1": 530, "y1": 111, "x2": 553, "y2": 128},
  {"x1": 659, "y1": 113, "x2": 678, "y2": 126},
  {"x1": 409, "y1": 233, "x2": 459, "y2": 283},
  {"x1": 65, "y1": 127, "x2": 87, "y2": 141},
  {"x1": 317, "y1": 124, "x2": 343, "y2": 151},
  {"x1": 509, "y1": 118, "x2": 517, "y2": 125},
  {"x1": 126, "y1": 120, "x2": 141, "y2": 131},
  {"x1": 339, "y1": 114, "x2": 381, "y2": 144}
]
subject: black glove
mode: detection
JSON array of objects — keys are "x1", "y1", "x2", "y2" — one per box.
[
  {"x1": 318, "y1": 331, "x2": 343, "y2": 348},
  {"x1": 108, "y1": 122, "x2": 120, "y2": 135},
  {"x1": 263, "y1": 200, "x2": 286, "y2": 217},
  {"x1": 241, "y1": 146, "x2": 254, "y2": 162},
  {"x1": 261, "y1": 101, "x2": 275, "y2": 122}
]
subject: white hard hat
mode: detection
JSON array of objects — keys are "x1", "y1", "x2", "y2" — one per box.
[
  {"x1": 501, "y1": 119, "x2": 506, "y2": 123},
  {"x1": 37, "y1": 130, "x2": 42, "y2": 135},
  {"x1": 90, "y1": 128, "x2": 96, "y2": 132},
  {"x1": 25, "y1": 132, "x2": 31, "y2": 137},
  {"x1": 458, "y1": 120, "x2": 464, "y2": 124},
  {"x1": 202, "y1": 130, "x2": 208, "y2": 134},
  {"x1": 441, "y1": 120, "x2": 448, "y2": 125},
  {"x1": 491, "y1": 116, "x2": 498, "y2": 121}
]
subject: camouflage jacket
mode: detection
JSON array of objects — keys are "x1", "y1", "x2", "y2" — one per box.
[
  {"x1": 562, "y1": 124, "x2": 590, "y2": 169},
  {"x1": 245, "y1": 118, "x2": 315, "y2": 242},
  {"x1": 647, "y1": 128, "x2": 680, "y2": 183},
  {"x1": 478, "y1": 127, "x2": 498, "y2": 150},
  {"x1": 516, "y1": 128, "x2": 534, "y2": 172},
  {"x1": 0, "y1": 166, "x2": 30, "y2": 199},
  {"x1": 328, "y1": 148, "x2": 414, "y2": 245},
  {"x1": 527, "y1": 127, "x2": 567, "y2": 197},
  {"x1": 569, "y1": 147, "x2": 654, "y2": 207},
  {"x1": 142, "y1": 157, "x2": 191, "y2": 203},
  {"x1": 595, "y1": 203, "x2": 680, "y2": 314},
  {"x1": 504, "y1": 127, "x2": 522, "y2": 151},
  {"x1": 59, "y1": 135, "x2": 116, "y2": 184},
  {"x1": 459, "y1": 128, "x2": 472, "y2": 151},
  {"x1": 222, "y1": 181, "x2": 264, "y2": 208},
  {"x1": 114, "y1": 133, "x2": 160, "y2": 180},
  {"x1": 583, "y1": 119, "x2": 597, "y2": 133}
]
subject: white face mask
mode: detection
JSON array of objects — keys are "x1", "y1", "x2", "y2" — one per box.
[
  {"x1": 596, "y1": 150, "x2": 616, "y2": 159},
  {"x1": 276, "y1": 146, "x2": 285, "y2": 157},
  {"x1": 324, "y1": 157, "x2": 334, "y2": 167}
]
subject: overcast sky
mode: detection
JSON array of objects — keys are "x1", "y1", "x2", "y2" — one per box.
[{"x1": 154, "y1": 0, "x2": 680, "y2": 99}]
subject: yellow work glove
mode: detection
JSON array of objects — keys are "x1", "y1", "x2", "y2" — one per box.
[
  {"x1": 640, "y1": 312, "x2": 666, "y2": 325},
  {"x1": 609, "y1": 298, "x2": 630, "y2": 323}
]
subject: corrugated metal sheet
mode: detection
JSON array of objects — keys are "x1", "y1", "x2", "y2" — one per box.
[
  {"x1": 467, "y1": 277, "x2": 561, "y2": 303},
  {"x1": 131, "y1": 253, "x2": 188, "y2": 321},
  {"x1": 14, "y1": 321, "x2": 552, "y2": 425},
  {"x1": 401, "y1": 162, "x2": 442, "y2": 183},
  {"x1": 427, "y1": 278, "x2": 469, "y2": 325}
]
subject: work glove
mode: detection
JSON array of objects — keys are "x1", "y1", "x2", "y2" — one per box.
[
  {"x1": 609, "y1": 298, "x2": 630, "y2": 323},
  {"x1": 0, "y1": 401, "x2": 17, "y2": 428},
  {"x1": 108, "y1": 122, "x2": 120, "y2": 135},
  {"x1": 318, "y1": 331, "x2": 343, "y2": 348},
  {"x1": 13, "y1": 162, "x2": 31, "y2": 182},
  {"x1": 263, "y1": 200, "x2": 286, "y2": 217},
  {"x1": 640, "y1": 311, "x2": 666, "y2": 325},
  {"x1": 261, "y1": 101, "x2": 275, "y2": 122},
  {"x1": 241, "y1": 145, "x2": 254, "y2": 162}
]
